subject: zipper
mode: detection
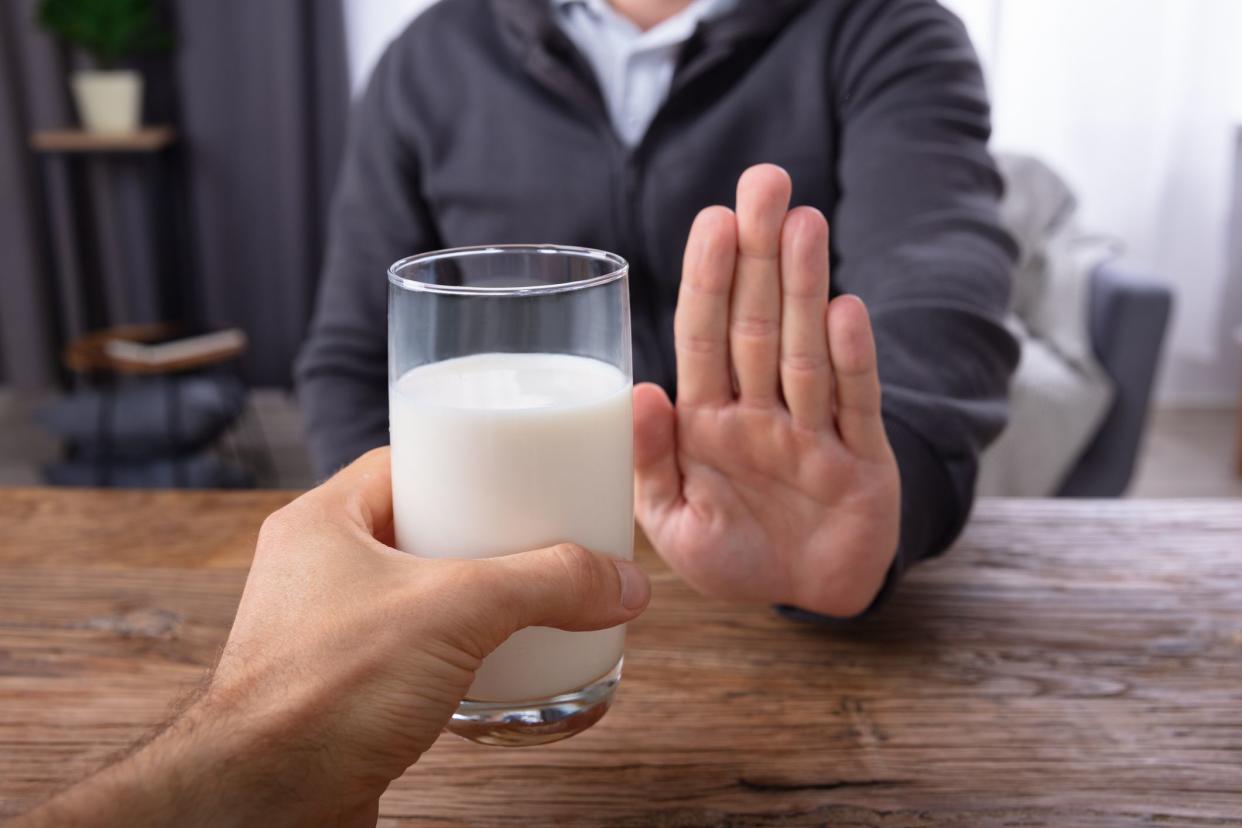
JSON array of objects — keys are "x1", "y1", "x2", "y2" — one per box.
[
  {"x1": 525, "y1": 23, "x2": 670, "y2": 386},
  {"x1": 610, "y1": 137, "x2": 662, "y2": 386}
]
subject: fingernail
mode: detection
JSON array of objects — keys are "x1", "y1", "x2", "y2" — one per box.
[{"x1": 614, "y1": 560, "x2": 650, "y2": 611}]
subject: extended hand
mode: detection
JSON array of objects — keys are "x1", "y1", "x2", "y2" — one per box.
[
  {"x1": 15, "y1": 448, "x2": 649, "y2": 828},
  {"x1": 634, "y1": 165, "x2": 901, "y2": 617}
]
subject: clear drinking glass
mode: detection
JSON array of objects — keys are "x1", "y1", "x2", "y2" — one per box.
[{"x1": 388, "y1": 245, "x2": 633, "y2": 747}]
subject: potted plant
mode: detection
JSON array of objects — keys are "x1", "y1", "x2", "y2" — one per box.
[{"x1": 36, "y1": 0, "x2": 171, "y2": 134}]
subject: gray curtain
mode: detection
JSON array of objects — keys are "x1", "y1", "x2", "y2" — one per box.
[
  {"x1": 0, "y1": 0, "x2": 65, "y2": 387},
  {"x1": 175, "y1": 0, "x2": 348, "y2": 385},
  {"x1": 0, "y1": 0, "x2": 348, "y2": 388}
]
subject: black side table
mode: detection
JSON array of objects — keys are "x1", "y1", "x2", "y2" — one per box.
[{"x1": 29, "y1": 127, "x2": 183, "y2": 346}]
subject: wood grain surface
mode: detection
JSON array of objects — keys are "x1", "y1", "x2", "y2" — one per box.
[{"x1": 1, "y1": 489, "x2": 1240, "y2": 826}]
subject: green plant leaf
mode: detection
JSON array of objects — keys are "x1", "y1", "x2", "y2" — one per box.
[{"x1": 36, "y1": 0, "x2": 172, "y2": 68}]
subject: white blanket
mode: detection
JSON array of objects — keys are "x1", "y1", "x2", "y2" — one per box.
[{"x1": 976, "y1": 154, "x2": 1118, "y2": 497}]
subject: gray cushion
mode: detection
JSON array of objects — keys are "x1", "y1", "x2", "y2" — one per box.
[{"x1": 37, "y1": 374, "x2": 246, "y2": 459}]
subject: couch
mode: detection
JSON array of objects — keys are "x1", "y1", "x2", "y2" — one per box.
[{"x1": 1056, "y1": 263, "x2": 1173, "y2": 496}]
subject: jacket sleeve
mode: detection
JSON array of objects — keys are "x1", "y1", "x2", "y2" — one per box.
[
  {"x1": 827, "y1": 0, "x2": 1018, "y2": 608},
  {"x1": 295, "y1": 38, "x2": 441, "y2": 480}
]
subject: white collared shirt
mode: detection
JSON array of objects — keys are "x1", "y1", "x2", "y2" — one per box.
[{"x1": 549, "y1": 0, "x2": 740, "y2": 147}]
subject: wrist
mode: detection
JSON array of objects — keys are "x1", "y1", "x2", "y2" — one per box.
[{"x1": 163, "y1": 686, "x2": 378, "y2": 827}]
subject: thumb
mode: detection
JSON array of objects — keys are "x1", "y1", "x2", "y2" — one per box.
[
  {"x1": 633, "y1": 383, "x2": 682, "y2": 521},
  {"x1": 480, "y1": 544, "x2": 650, "y2": 636}
]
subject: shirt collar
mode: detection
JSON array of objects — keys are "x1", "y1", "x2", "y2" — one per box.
[{"x1": 551, "y1": 0, "x2": 742, "y2": 45}]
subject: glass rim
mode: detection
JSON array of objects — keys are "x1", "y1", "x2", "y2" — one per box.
[{"x1": 387, "y1": 244, "x2": 629, "y2": 297}]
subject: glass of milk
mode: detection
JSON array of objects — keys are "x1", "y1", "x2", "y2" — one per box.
[{"x1": 388, "y1": 245, "x2": 633, "y2": 747}]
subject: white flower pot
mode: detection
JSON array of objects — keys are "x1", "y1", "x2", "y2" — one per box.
[{"x1": 71, "y1": 70, "x2": 143, "y2": 134}]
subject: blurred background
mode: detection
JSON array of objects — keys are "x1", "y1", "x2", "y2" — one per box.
[{"x1": 0, "y1": 0, "x2": 1239, "y2": 497}]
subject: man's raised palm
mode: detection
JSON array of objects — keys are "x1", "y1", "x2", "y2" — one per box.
[{"x1": 634, "y1": 165, "x2": 901, "y2": 617}]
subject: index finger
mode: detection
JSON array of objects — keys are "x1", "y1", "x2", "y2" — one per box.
[
  {"x1": 312, "y1": 447, "x2": 394, "y2": 539},
  {"x1": 675, "y1": 206, "x2": 737, "y2": 406}
]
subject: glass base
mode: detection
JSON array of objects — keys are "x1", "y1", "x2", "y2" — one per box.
[{"x1": 448, "y1": 657, "x2": 622, "y2": 747}]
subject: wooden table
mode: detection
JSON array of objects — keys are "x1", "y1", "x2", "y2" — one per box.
[{"x1": 2, "y1": 491, "x2": 1240, "y2": 826}]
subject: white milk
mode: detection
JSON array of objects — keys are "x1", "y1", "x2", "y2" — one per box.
[{"x1": 390, "y1": 352, "x2": 634, "y2": 702}]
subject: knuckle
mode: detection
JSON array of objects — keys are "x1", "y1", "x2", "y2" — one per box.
[
  {"x1": 834, "y1": 358, "x2": 876, "y2": 380},
  {"x1": 683, "y1": 277, "x2": 731, "y2": 299},
  {"x1": 836, "y1": 395, "x2": 882, "y2": 418},
  {"x1": 256, "y1": 508, "x2": 294, "y2": 552},
  {"x1": 730, "y1": 314, "x2": 778, "y2": 339},
  {"x1": 737, "y1": 250, "x2": 779, "y2": 267},
  {"x1": 781, "y1": 271, "x2": 827, "y2": 299},
  {"x1": 550, "y1": 543, "x2": 600, "y2": 590},
  {"x1": 675, "y1": 332, "x2": 725, "y2": 356},
  {"x1": 781, "y1": 350, "x2": 829, "y2": 373},
  {"x1": 782, "y1": 286, "x2": 824, "y2": 300},
  {"x1": 358, "y1": 446, "x2": 389, "y2": 464}
]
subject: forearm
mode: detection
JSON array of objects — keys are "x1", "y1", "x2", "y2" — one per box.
[
  {"x1": 296, "y1": 364, "x2": 389, "y2": 480},
  {"x1": 13, "y1": 696, "x2": 368, "y2": 828},
  {"x1": 822, "y1": 1, "x2": 1018, "y2": 607},
  {"x1": 16, "y1": 704, "x2": 247, "y2": 828},
  {"x1": 296, "y1": 36, "x2": 443, "y2": 481},
  {"x1": 296, "y1": 243, "x2": 391, "y2": 480}
]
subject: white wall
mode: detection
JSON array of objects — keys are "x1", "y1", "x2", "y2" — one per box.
[{"x1": 343, "y1": 0, "x2": 439, "y2": 96}]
